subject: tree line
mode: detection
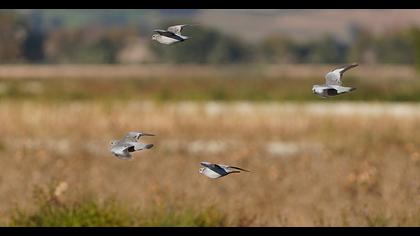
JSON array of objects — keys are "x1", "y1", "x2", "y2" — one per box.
[{"x1": 1, "y1": 12, "x2": 420, "y2": 68}]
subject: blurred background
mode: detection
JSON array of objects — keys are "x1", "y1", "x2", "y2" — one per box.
[{"x1": 0, "y1": 9, "x2": 420, "y2": 226}]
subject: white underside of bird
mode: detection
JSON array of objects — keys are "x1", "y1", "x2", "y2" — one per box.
[
  {"x1": 154, "y1": 35, "x2": 186, "y2": 45},
  {"x1": 200, "y1": 168, "x2": 225, "y2": 179}
]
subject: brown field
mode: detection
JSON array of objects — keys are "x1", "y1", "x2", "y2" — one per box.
[
  {"x1": 0, "y1": 64, "x2": 416, "y2": 80},
  {"x1": 1, "y1": 100, "x2": 420, "y2": 226}
]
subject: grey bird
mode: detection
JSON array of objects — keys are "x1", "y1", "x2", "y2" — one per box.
[
  {"x1": 109, "y1": 131, "x2": 155, "y2": 160},
  {"x1": 312, "y1": 63, "x2": 358, "y2": 98},
  {"x1": 199, "y1": 162, "x2": 250, "y2": 179},
  {"x1": 152, "y1": 24, "x2": 193, "y2": 45}
]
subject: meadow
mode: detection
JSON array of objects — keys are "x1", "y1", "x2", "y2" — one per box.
[
  {"x1": 1, "y1": 64, "x2": 420, "y2": 102},
  {"x1": 0, "y1": 64, "x2": 419, "y2": 226}
]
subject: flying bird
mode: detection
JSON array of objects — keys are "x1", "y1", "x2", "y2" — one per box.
[
  {"x1": 152, "y1": 24, "x2": 194, "y2": 45},
  {"x1": 199, "y1": 162, "x2": 250, "y2": 179},
  {"x1": 312, "y1": 63, "x2": 358, "y2": 98},
  {"x1": 109, "y1": 131, "x2": 155, "y2": 160}
]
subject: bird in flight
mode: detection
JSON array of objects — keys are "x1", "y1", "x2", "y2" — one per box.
[
  {"x1": 312, "y1": 63, "x2": 358, "y2": 98},
  {"x1": 109, "y1": 131, "x2": 155, "y2": 160},
  {"x1": 152, "y1": 24, "x2": 194, "y2": 45},
  {"x1": 199, "y1": 162, "x2": 250, "y2": 179}
]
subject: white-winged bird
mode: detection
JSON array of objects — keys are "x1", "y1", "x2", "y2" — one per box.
[
  {"x1": 312, "y1": 63, "x2": 358, "y2": 98},
  {"x1": 109, "y1": 132, "x2": 155, "y2": 160},
  {"x1": 199, "y1": 162, "x2": 250, "y2": 179}
]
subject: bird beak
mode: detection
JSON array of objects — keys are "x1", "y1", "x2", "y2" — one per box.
[{"x1": 142, "y1": 133, "x2": 155, "y2": 136}]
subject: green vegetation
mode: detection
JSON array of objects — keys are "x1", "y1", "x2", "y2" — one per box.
[
  {"x1": 8, "y1": 186, "x2": 228, "y2": 227},
  {"x1": 2, "y1": 74, "x2": 420, "y2": 102}
]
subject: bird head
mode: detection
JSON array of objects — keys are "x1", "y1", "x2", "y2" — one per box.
[
  {"x1": 312, "y1": 85, "x2": 324, "y2": 95},
  {"x1": 109, "y1": 140, "x2": 118, "y2": 147},
  {"x1": 152, "y1": 34, "x2": 159, "y2": 41}
]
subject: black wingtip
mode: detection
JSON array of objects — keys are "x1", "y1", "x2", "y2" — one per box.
[{"x1": 231, "y1": 166, "x2": 250, "y2": 172}]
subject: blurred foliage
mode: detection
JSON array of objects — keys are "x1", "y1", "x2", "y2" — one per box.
[
  {"x1": 0, "y1": 12, "x2": 27, "y2": 62},
  {"x1": 44, "y1": 26, "x2": 138, "y2": 64},
  {"x1": 409, "y1": 27, "x2": 420, "y2": 71},
  {"x1": 150, "y1": 24, "x2": 255, "y2": 64},
  {"x1": 348, "y1": 26, "x2": 414, "y2": 65},
  {"x1": 0, "y1": 11, "x2": 419, "y2": 66}
]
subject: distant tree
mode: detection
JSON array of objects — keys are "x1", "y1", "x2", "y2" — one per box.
[
  {"x1": 44, "y1": 26, "x2": 138, "y2": 64},
  {"x1": 23, "y1": 29, "x2": 46, "y2": 63},
  {"x1": 305, "y1": 35, "x2": 349, "y2": 64},
  {"x1": 0, "y1": 12, "x2": 27, "y2": 63},
  {"x1": 375, "y1": 31, "x2": 413, "y2": 64},
  {"x1": 260, "y1": 34, "x2": 296, "y2": 63},
  {"x1": 347, "y1": 26, "x2": 377, "y2": 64},
  {"x1": 408, "y1": 27, "x2": 420, "y2": 71}
]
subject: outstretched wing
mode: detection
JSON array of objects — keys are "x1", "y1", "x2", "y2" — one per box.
[
  {"x1": 122, "y1": 132, "x2": 142, "y2": 142},
  {"x1": 167, "y1": 25, "x2": 188, "y2": 35},
  {"x1": 122, "y1": 132, "x2": 155, "y2": 143},
  {"x1": 333, "y1": 63, "x2": 358, "y2": 76},
  {"x1": 154, "y1": 29, "x2": 176, "y2": 37},
  {"x1": 228, "y1": 166, "x2": 250, "y2": 172},
  {"x1": 126, "y1": 142, "x2": 154, "y2": 151},
  {"x1": 325, "y1": 63, "x2": 358, "y2": 86},
  {"x1": 218, "y1": 164, "x2": 250, "y2": 172}
]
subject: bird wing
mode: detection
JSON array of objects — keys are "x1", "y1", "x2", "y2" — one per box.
[
  {"x1": 122, "y1": 132, "x2": 155, "y2": 142},
  {"x1": 219, "y1": 164, "x2": 250, "y2": 172},
  {"x1": 228, "y1": 166, "x2": 250, "y2": 172},
  {"x1": 333, "y1": 63, "x2": 358, "y2": 76},
  {"x1": 325, "y1": 71, "x2": 341, "y2": 86},
  {"x1": 200, "y1": 162, "x2": 212, "y2": 167},
  {"x1": 111, "y1": 145, "x2": 130, "y2": 155},
  {"x1": 154, "y1": 29, "x2": 176, "y2": 37},
  {"x1": 325, "y1": 63, "x2": 358, "y2": 86},
  {"x1": 167, "y1": 25, "x2": 188, "y2": 35},
  {"x1": 200, "y1": 162, "x2": 227, "y2": 175},
  {"x1": 125, "y1": 142, "x2": 153, "y2": 151},
  {"x1": 122, "y1": 132, "x2": 141, "y2": 142}
]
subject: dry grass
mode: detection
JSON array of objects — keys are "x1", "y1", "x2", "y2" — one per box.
[
  {"x1": 0, "y1": 64, "x2": 416, "y2": 80},
  {"x1": 0, "y1": 100, "x2": 419, "y2": 226}
]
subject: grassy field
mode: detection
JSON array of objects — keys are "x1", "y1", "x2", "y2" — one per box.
[
  {"x1": 0, "y1": 64, "x2": 419, "y2": 226},
  {"x1": 0, "y1": 64, "x2": 420, "y2": 102},
  {"x1": 0, "y1": 100, "x2": 420, "y2": 226}
]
